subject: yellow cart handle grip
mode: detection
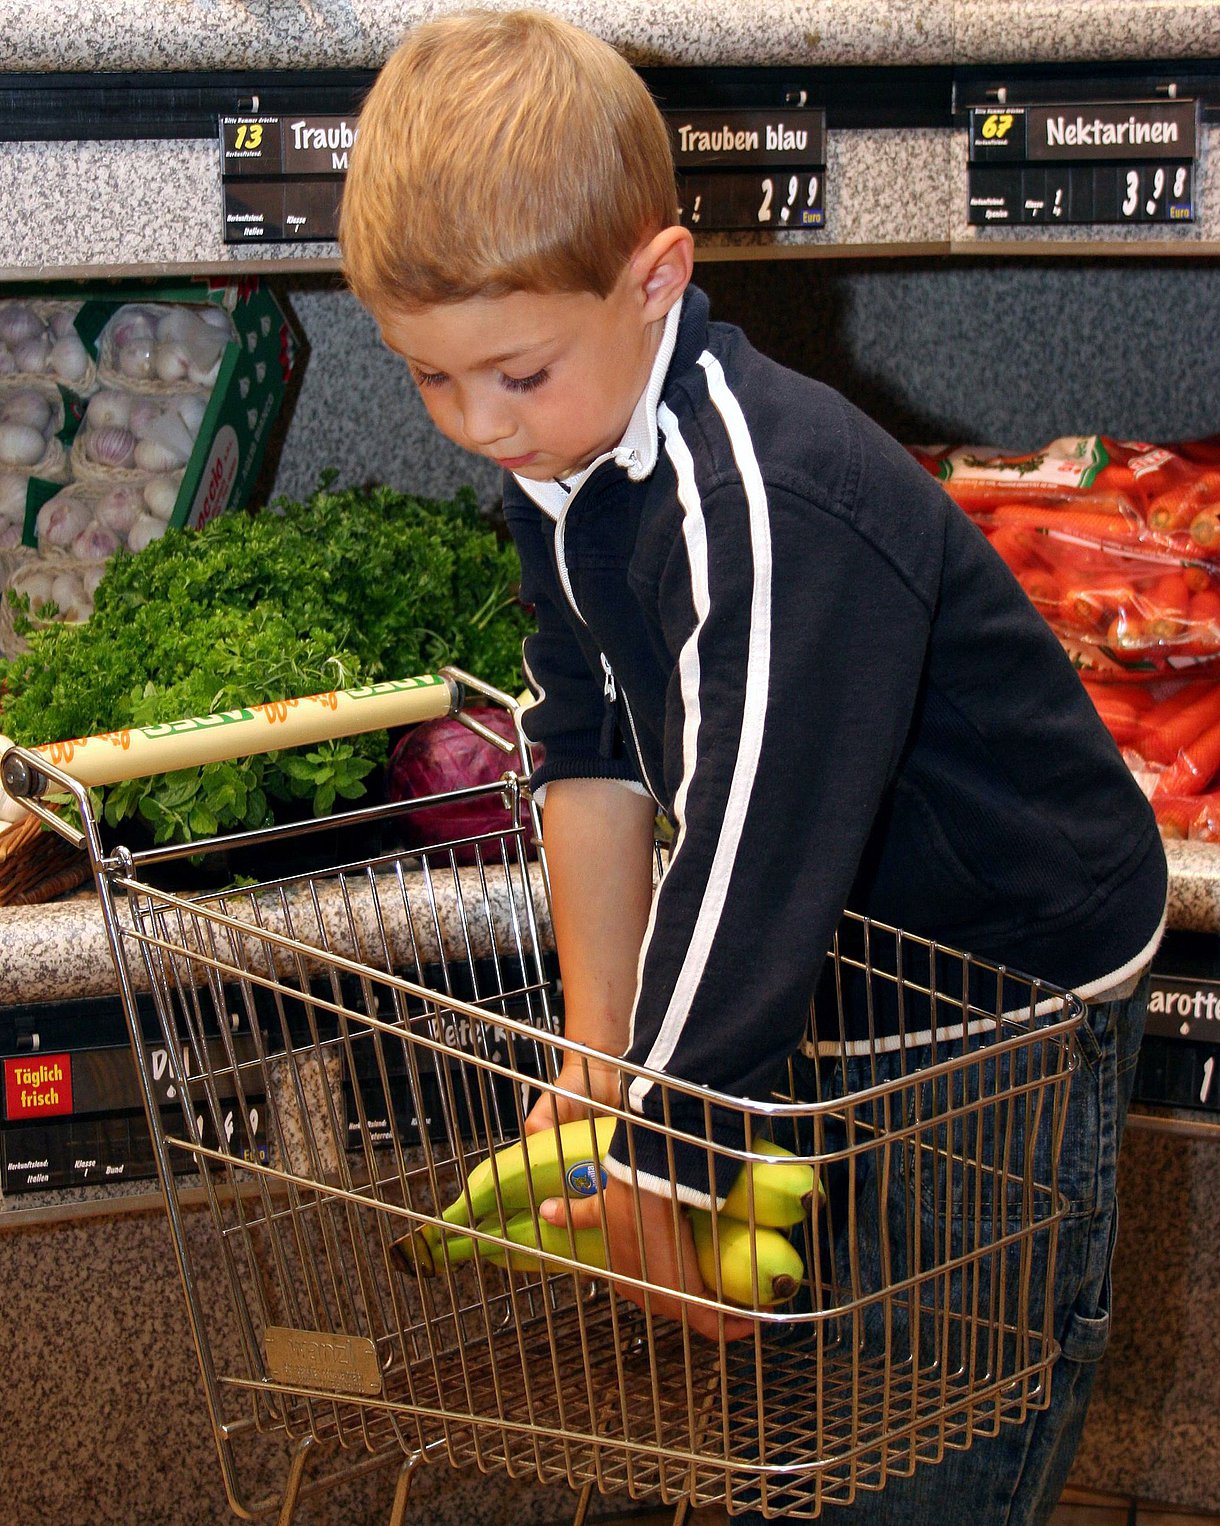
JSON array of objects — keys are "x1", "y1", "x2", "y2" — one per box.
[{"x1": 0, "y1": 672, "x2": 458, "y2": 800}]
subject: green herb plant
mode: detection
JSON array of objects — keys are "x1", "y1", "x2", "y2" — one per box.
[{"x1": 0, "y1": 477, "x2": 529, "y2": 846}]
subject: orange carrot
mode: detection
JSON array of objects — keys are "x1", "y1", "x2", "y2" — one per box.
[
  {"x1": 1138, "y1": 681, "x2": 1220, "y2": 763},
  {"x1": 1082, "y1": 687, "x2": 1145, "y2": 746},
  {"x1": 1147, "y1": 472, "x2": 1220, "y2": 532},
  {"x1": 1148, "y1": 571, "x2": 1192, "y2": 618},
  {"x1": 1062, "y1": 580, "x2": 1135, "y2": 632},
  {"x1": 1156, "y1": 713, "x2": 1220, "y2": 795},
  {"x1": 990, "y1": 504, "x2": 1147, "y2": 544},
  {"x1": 986, "y1": 525, "x2": 1039, "y2": 571},
  {"x1": 1190, "y1": 510, "x2": 1220, "y2": 549}
]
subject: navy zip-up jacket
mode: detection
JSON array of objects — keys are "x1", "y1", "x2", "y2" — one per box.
[{"x1": 504, "y1": 285, "x2": 1166, "y2": 1207}]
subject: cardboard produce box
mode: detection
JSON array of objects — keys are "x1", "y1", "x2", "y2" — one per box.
[{"x1": 67, "y1": 277, "x2": 301, "y2": 534}]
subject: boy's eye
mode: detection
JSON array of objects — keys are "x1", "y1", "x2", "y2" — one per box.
[
  {"x1": 501, "y1": 368, "x2": 549, "y2": 394},
  {"x1": 413, "y1": 368, "x2": 448, "y2": 389}
]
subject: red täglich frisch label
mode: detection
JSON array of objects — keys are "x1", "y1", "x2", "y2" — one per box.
[{"x1": 3, "y1": 1053, "x2": 73, "y2": 1118}]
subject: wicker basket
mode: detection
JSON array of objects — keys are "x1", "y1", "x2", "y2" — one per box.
[
  {"x1": 0, "y1": 546, "x2": 106, "y2": 658},
  {"x1": 0, "y1": 379, "x2": 72, "y2": 483},
  {"x1": 96, "y1": 302, "x2": 234, "y2": 395},
  {"x1": 0, "y1": 809, "x2": 91, "y2": 906},
  {"x1": 72, "y1": 393, "x2": 207, "y2": 487},
  {"x1": 0, "y1": 297, "x2": 98, "y2": 393}
]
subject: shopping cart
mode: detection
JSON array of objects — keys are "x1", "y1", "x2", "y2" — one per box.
[{"x1": 0, "y1": 668, "x2": 1085, "y2": 1524}]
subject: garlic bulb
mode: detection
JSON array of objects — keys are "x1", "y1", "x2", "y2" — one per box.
[
  {"x1": 0, "y1": 471, "x2": 28, "y2": 523},
  {"x1": 174, "y1": 393, "x2": 207, "y2": 436},
  {"x1": 94, "y1": 485, "x2": 143, "y2": 535},
  {"x1": 0, "y1": 304, "x2": 42, "y2": 346},
  {"x1": 108, "y1": 310, "x2": 154, "y2": 350},
  {"x1": 13, "y1": 333, "x2": 50, "y2": 374},
  {"x1": 48, "y1": 307, "x2": 78, "y2": 341},
  {"x1": 127, "y1": 514, "x2": 166, "y2": 554},
  {"x1": 134, "y1": 437, "x2": 186, "y2": 473},
  {"x1": 84, "y1": 426, "x2": 136, "y2": 468},
  {"x1": 37, "y1": 495, "x2": 93, "y2": 549},
  {"x1": 80, "y1": 562, "x2": 107, "y2": 599},
  {"x1": 0, "y1": 348, "x2": 16, "y2": 377},
  {"x1": 142, "y1": 474, "x2": 180, "y2": 521},
  {"x1": 70, "y1": 521, "x2": 121, "y2": 562},
  {"x1": 9, "y1": 564, "x2": 55, "y2": 611},
  {"x1": 196, "y1": 304, "x2": 233, "y2": 333},
  {"x1": 0, "y1": 422, "x2": 46, "y2": 467},
  {"x1": 127, "y1": 398, "x2": 164, "y2": 440},
  {"x1": 118, "y1": 337, "x2": 155, "y2": 380},
  {"x1": 2, "y1": 388, "x2": 52, "y2": 432},
  {"x1": 153, "y1": 340, "x2": 191, "y2": 383},
  {"x1": 48, "y1": 333, "x2": 89, "y2": 383},
  {"x1": 0, "y1": 520, "x2": 22, "y2": 550},
  {"x1": 86, "y1": 389, "x2": 132, "y2": 431},
  {"x1": 146, "y1": 408, "x2": 195, "y2": 461}
]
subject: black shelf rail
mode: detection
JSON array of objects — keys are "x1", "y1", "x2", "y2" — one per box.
[{"x1": 1, "y1": 60, "x2": 1218, "y2": 144}]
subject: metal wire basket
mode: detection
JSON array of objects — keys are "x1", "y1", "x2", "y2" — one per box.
[{"x1": 0, "y1": 667, "x2": 1083, "y2": 1523}]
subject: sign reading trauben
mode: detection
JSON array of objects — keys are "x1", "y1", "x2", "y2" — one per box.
[{"x1": 665, "y1": 109, "x2": 826, "y2": 169}]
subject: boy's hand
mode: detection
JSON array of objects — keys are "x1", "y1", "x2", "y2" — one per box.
[
  {"x1": 540, "y1": 1176, "x2": 755, "y2": 1343},
  {"x1": 523, "y1": 1054, "x2": 621, "y2": 1135}
]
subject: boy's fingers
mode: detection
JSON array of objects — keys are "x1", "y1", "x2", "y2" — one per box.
[{"x1": 539, "y1": 1194, "x2": 601, "y2": 1228}]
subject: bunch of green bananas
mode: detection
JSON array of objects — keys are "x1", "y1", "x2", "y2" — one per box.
[{"x1": 392, "y1": 1117, "x2": 819, "y2": 1308}]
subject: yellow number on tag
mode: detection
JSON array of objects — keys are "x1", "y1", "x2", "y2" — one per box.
[
  {"x1": 233, "y1": 122, "x2": 264, "y2": 150},
  {"x1": 981, "y1": 112, "x2": 1014, "y2": 141}
]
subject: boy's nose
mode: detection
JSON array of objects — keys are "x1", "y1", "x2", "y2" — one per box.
[{"x1": 461, "y1": 395, "x2": 515, "y2": 449}]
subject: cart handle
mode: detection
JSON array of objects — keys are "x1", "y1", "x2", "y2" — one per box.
[{"x1": 0, "y1": 671, "x2": 461, "y2": 806}]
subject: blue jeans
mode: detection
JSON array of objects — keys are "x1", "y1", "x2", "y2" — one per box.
[{"x1": 740, "y1": 974, "x2": 1148, "y2": 1525}]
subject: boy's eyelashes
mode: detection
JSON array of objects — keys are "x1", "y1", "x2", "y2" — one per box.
[
  {"x1": 500, "y1": 367, "x2": 549, "y2": 394},
  {"x1": 410, "y1": 366, "x2": 550, "y2": 394}
]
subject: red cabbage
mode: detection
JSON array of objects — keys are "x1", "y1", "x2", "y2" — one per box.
[{"x1": 386, "y1": 706, "x2": 537, "y2": 861}]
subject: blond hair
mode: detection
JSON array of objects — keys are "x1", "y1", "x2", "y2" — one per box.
[{"x1": 340, "y1": 8, "x2": 678, "y2": 314}]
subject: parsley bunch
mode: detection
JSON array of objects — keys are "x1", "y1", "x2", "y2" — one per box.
[{"x1": 0, "y1": 478, "x2": 529, "y2": 845}]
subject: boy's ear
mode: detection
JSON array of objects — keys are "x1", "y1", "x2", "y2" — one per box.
[{"x1": 632, "y1": 225, "x2": 694, "y2": 320}]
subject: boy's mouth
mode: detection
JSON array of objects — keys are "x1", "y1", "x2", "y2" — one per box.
[{"x1": 494, "y1": 452, "x2": 538, "y2": 470}]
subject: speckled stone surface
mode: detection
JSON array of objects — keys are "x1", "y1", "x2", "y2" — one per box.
[
  {"x1": 0, "y1": 0, "x2": 957, "y2": 74},
  {"x1": 955, "y1": 0, "x2": 1220, "y2": 64},
  {"x1": 6, "y1": 0, "x2": 1220, "y2": 73}
]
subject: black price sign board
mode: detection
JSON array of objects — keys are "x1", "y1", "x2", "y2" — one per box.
[
  {"x1": 664, "y1": 108, "x2": 827, "y2": 232},
  {"x1": 967, "y1": 98, "x2": 1198, "y2": 226},
  {"x1": 218, "y1": 105, "x2": 828, "y2": 243},
  {"x1": 220, "y1": 113, "x2": 355, "y2": 243}
]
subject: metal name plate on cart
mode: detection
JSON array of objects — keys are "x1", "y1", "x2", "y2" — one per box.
[
  {"x1": 264, "y1": 1326, "x2": 382, "y2": 1397},
  {"x1": 967, "y1": 98, "x2": 1198, "y2": 225}
]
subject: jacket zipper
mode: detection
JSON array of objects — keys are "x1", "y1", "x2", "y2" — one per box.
[{"x1": 552, "y1": 478, "x2": 662, "y2": 805}]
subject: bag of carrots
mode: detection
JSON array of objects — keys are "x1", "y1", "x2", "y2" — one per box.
[
  {"x1": 912, "y1": 434, "x2": 1220, "y2": 678},
  {"x1": 1077, "y1": 672, "x2": 1220, "y2": 843}
]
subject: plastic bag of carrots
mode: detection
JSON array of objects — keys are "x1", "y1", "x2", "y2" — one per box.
[
  {"x1": 1079, "y1": 674, "x2": 1220, "y2": 843},
  {"x1": 912, "y1": 434, "x2": 1220, "y2": 678}
]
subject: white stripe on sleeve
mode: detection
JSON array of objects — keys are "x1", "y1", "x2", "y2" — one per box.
[{"x1": 627, "y1": 353, "x2": 774, "y2": 1112}]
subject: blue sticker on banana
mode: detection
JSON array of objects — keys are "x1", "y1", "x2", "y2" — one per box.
[{"x1": 565, "y1": 1159, "x2": 606, "y2": 1196}]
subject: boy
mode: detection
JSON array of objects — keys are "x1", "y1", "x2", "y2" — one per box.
[{"x1": 341, "y1": 9, "x2": 1167, "y2": 1520}]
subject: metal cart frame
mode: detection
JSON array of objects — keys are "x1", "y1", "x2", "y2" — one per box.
[{"x1": 1, "y1": 668, "x2": 1084, "y2": 1523}]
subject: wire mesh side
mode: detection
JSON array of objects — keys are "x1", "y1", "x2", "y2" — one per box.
[{"x1": 99, "y1": 800, "x2": 1081, "y2": 1521}]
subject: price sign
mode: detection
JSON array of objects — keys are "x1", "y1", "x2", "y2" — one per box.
[
  {"x1": 664, "y1": 108, "x2": 827, "y2": 232},
  {"x1": 217, "y1": 104, "x2": 829, "y2": 244},
  {"x1": 967, "y1": 98, "x2": 1198, "y2": 226},
  {"x1": 219, "y1": 113, "x2": 354, "y2": 243}
]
